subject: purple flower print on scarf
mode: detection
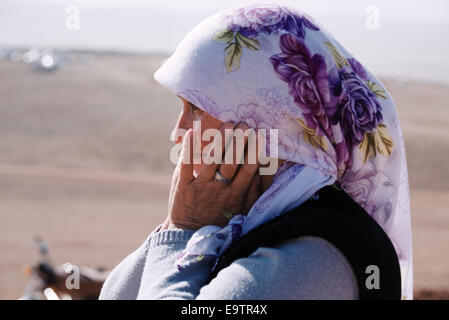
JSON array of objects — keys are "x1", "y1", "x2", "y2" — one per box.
[
  {"x1": 328, "y1": 66, "x2": 384, "y2": 153},
  {"x1": 224, "y1": 4, "x2": 319, "y2": 38},
  {"x1": 269, "y1": 34, "x2": 332, "y2": 139},
  {"x1": 323, "y1": 44, "x2": 393, "y2": 170},
  {"x1": 348, "y1": 57, "x2": 369, "y2": 81},
  {"x1": 214, "y1": 4, "x2": 320, "y2": 73},
  {"x1": 270, "y1": 35, "x2": 392, "y2": 175}
]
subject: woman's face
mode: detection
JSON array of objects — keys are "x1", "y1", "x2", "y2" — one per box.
[
  {"x1": 172, "y1": 96, "x2": 284, "y2": 189},
  {"x1": 172, "y1": 97, "x2": 224, "y2": 174}
]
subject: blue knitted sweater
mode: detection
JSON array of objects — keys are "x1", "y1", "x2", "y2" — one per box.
[{"x1": 99, "y1": 226, "x2": 358, "y2": 300}]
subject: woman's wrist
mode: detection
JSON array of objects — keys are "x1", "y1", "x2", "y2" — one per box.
[{"x1": 160, "y1": 217, "x2": 198, "y2": 231}]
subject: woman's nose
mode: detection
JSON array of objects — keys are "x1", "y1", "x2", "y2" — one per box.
[{"x1": 171, "y1": 110, "x2": 192, "y2": 144}]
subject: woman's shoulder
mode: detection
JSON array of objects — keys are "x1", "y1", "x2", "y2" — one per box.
[
  {"x1": 274, "y1": 236, "x2": 358, "y2": 293},
  {"x1": 203, "y1": 236, "x2": 359, "y2": 300},
  {"x1": 99, "y1": 239, "x2": 149, "y2": 300}
]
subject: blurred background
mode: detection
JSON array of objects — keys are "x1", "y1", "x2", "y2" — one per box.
[{"x1": 0, "y1": 0, "x2": 448, "y2": 299}]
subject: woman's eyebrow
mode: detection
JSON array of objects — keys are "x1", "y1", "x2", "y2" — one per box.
[{"x1": 189, "y1": 102, "x2": 200, "y2": 111}]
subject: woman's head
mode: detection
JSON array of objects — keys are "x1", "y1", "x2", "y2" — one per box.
[
  {"x1": 157, "y1": 3, "x2": 397, "y2": 181},
  {"x1": 156, "y1": 1, "x2": 406, "y2": 227}
]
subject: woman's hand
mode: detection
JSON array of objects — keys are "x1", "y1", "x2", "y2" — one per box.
[{"x1": 161, "y1": 122, "x2": 262, "y2": 230}]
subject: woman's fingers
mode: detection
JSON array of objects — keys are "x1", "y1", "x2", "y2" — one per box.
[
  {"x1": 166, "y1": 123, "x2": 268, "y2": 230},
  {"x1": 193, "y1": 122, "x2": 261, "y2": 192},
  {"x1": 231, "y1": 129, "x2": 261, "y2": 190},
  {"x1": 196, "y1": 122, "x2": 234, "y2": 183},
  {"x1": 244, "y1": 173, "x2": 261, "y2": 214},
  {"x1": 178, "y1": 128, "x2": 194, "y2": 186},
  {"x1": 218, "y1": 122, "x2": 251, "y2": 181}
]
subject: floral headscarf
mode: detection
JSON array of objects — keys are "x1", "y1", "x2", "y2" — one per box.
[{"x1": 154, "y1": 4, "x2": 413, "y2": 299}]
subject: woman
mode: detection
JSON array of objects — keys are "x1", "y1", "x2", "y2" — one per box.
[{"x1": 99, "y1": 4, "x2": 413, "y2": 300}]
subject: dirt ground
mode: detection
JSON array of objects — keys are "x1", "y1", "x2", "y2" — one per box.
[{"x1": 0, "y1": 53, "x2": 448, "y2": 299}]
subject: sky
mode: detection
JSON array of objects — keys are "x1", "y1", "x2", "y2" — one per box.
[
  {"x1": 1, "y1": 0, "x2": 448, "y2": 83},
  {"x1": 3, "y1": 0, "x2": 447, "y2": 23}
]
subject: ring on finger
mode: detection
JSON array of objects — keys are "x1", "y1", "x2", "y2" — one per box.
[{"x1": 214, "y1": 170, "x2": 231, "y2": 184}]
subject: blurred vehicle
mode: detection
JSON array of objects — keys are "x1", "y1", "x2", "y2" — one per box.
[{"x1": 19, "y1": 236, "x2": 108, "y2": 300}]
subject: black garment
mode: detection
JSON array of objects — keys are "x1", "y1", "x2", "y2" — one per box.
[{"x1": 209, "y1": 184, "x2": 401, "y2": 300}]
